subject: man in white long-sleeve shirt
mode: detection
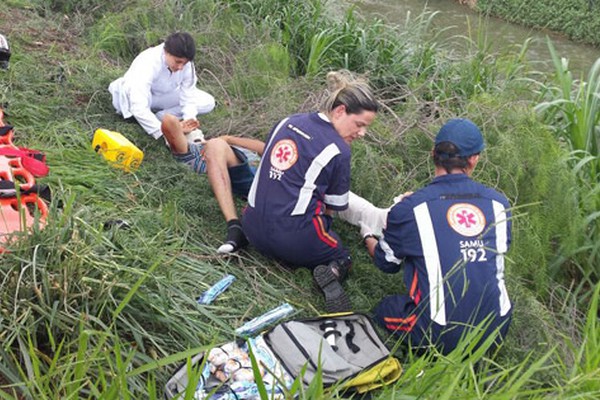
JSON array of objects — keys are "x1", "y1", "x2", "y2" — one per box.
[
  {"x1": 109, "y1": 32, "x2": 215, "y2": 140},
  {"x1": 109, "y1": 32, "x2": 254, "y2": 253}
]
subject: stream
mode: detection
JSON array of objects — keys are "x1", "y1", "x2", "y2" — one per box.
[{"x1": 351, "y1": 0, "x2": 600, "y2": 78}]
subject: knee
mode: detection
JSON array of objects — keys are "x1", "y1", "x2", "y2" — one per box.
[
  {"x1": 203, "y1": 138, "x2": 229, "y2": 163},
  {"x1": 162, "y1": 113, "x2": 178, "y2": 125},
  {"x1": 195, "y1": 92, "x2": 216, "y2": 114},
  {"x1": 161, "y1": 113, "x2": 179, "y2": 132},
  {"x1": 205, "y1": 95, "x2": 216, "y2": 112}
]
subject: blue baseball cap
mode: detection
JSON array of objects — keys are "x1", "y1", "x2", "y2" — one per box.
[{"x1": 435, "y1": 118, "x2": 485, "y2": 157}]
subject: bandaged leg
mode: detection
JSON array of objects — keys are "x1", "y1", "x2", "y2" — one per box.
[{"x1": 338, "y1": 191, "x2": 389, "y2": 236}]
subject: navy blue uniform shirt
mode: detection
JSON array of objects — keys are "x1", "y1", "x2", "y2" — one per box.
[{"x1": 374, "y1": 173, "x2": 512, "y2": 335}]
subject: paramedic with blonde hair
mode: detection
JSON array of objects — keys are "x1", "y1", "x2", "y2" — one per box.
[{"x1": 242, "y1": 70, "x2": 379, "y2": 313}]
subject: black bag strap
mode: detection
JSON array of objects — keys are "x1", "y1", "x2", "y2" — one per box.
[
  {"x1": 345, "y1": 321, "x2": 361, "y2": 354},
  {"x1": 320, "y1": 320, "x2": 342, "y2": 352},
  {"x1": 0, "y1": 125, "x2": 12, "y2": 136},
  {"x1": 0, "y1": 180, "x2": 52, "y2": 202}
]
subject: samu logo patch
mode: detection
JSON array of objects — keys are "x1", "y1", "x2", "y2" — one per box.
[
  {"x1": 270, "y1": 139, "x2": 298, "y2": 171},
  {"x1": 447, "y1": 203, "x2": 486, "y2": 237}
]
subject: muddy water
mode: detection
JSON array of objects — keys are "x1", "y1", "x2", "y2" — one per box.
[{"x1": 352, "y1": 0, "x2": 600, "y2": 78}]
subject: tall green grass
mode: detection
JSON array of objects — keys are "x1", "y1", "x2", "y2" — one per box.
[
  {"x1": 534, "y1": 38, "x2": 600, "y2": 285},
  {"x1": 220, "y1": 0, "x2": 439, "y2": 89}
]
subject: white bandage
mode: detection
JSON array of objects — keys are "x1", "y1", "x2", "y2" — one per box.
[{"x1": 338, "y1": 191, "x2": 389, "y2": 236}]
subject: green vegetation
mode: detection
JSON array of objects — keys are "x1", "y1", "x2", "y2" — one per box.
[
  {"x1": 534, "y1": 38, "x2": 600, "y2": 288},
  {"x1": 476, "y1": 0, "x2": 600, "y2": 47},
  {"x1": 0, "y1": 0, "x2": 599, "y2": 398}
]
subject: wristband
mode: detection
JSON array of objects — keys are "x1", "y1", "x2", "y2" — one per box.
[{"x1": 363, "y1": 234, "x2": 378, "y2": 245}]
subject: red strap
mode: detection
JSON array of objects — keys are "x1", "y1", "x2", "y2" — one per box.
[{"x1": 0, "y1": 147, "x2": 49, "y2": 177}]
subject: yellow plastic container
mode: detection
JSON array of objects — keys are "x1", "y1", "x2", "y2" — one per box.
[{"x1": 92, "y1": 128, "x2": 143, "y2": 172}]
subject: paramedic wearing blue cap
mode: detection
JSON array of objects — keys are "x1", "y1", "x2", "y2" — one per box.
[{"x1": 363, "y1": 118, "x2": 512, "y2": 355}]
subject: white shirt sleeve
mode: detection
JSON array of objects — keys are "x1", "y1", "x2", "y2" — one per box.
[
  {"x1": 180, "y1": 67, "x2": 200, "y2": 120},
  {"x1": 122, "y1": 46, "x2": 163, "y2": 138}
]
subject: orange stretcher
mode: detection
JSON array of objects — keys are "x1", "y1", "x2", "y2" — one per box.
[
  {"x1": 0, "y1": 108, "x2": 49, "y2": 252},
  {"x1": 0, "y1": 193, "x2": 48, "y2": 252},
  {"x1": 0, "y1": 108, "x2": 14, "y2": 145},
  {"x1": 0, "y1": 149, "x2": 37, "y2": 191}
]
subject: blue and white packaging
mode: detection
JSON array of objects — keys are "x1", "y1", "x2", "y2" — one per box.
[
  {"x1": 234, "y1": 303, "x2": 295, "y2": 337},
  {"x1": 197, "y1": 274, "x2": 236, "y2": 305}
]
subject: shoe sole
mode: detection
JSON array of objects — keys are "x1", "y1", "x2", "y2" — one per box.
[{"x1": 313, "y1": 265, "x2": 352, "y2": 313}]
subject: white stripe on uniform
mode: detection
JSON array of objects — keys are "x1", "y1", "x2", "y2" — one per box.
[
  {"x1": 379, "y1": 236, "x2": 402, "y2": 265},
  {"x1": 291, "y1": 143, "x2": 341, "y2": 216},
  {"x1": 414, "y1": 202, "x2": 447, "y2": 326},
  {"x1": 247, "y1": 117, "x2": 289, "y2": 207},
  {"x1": 324, "y1": 192, "x2": 349, "y2": 207},
  {"x1": 493, "y1": 200, "x2": 512, "y2": 316}
]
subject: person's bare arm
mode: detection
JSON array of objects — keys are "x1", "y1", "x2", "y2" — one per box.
[
  {"x1": 220, "y1": 135, "x2": 265, "y2": 155},
  {"x1": 364, "y1": 235, "x2": 377, "y2": 258}
]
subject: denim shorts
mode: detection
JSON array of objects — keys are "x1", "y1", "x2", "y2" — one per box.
[{"x1": 173, "y1": 143, "x2": 255, "y2": 197}]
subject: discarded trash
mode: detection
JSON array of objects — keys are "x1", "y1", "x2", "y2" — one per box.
[
  {"x1": 103, "y1": 219, "x2": 131, "y2": 231},
  {"x1": 235, "y1": 303, "x2": 295, "y2": 337},
  {"x1": 197, "y1": 274, "x2": 236, "y2": 305}
]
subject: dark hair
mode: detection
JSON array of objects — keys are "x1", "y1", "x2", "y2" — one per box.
[
  {"x1": 320, "y1": 70, "x2": 379, "y2": 115},
  {"x1": 433, "y1": 142, "x2": 471, "y2": 174},
  {"x1": 164, "y1": 32, "x2": 196, "y2": 61}
]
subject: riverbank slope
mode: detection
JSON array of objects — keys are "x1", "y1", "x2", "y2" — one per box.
[{"x1": 1, "y1": 0, "x2": 598, "y2": 398}]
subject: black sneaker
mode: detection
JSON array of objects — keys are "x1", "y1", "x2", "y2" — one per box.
[
  {"x1": 217, "y1": 220, "x2": 248, "y2": 254},
  {"x1": 313, "y1": 264, "x2": 352, "y2": 313}
]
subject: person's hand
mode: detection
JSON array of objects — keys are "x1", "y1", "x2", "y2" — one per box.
[
  {"x1": 180, "y1": 118, "x2": 199, "y2": 134},
  {"x1": 393, "y1": 191, "x2": 413, "y2": 204}
]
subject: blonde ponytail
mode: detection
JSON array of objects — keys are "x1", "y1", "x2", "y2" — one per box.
[{"x1": 320, "y1": 70, "x2": 378, "y2": 115}]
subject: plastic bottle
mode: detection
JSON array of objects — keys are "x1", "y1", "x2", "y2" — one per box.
[{"x1": 92, "y1": 128, "x2": 144, "y2": 172}]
